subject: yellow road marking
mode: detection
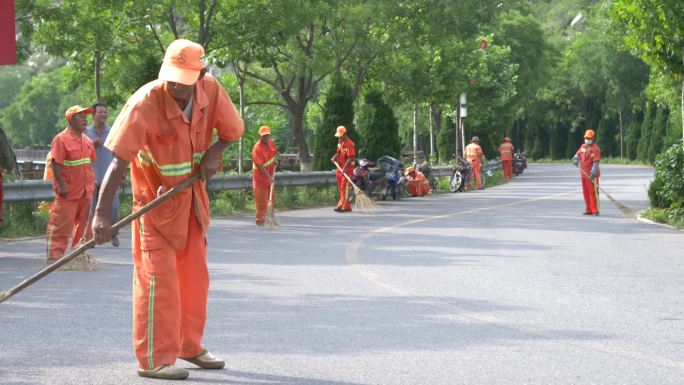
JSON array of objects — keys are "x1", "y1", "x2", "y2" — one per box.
[{"x1": 345, "y1": 191, "x2": 683, "y2": 370}]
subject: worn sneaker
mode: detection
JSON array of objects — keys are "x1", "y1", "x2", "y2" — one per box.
[
  {"x1": 137, "y1": 365, "x2": 189, "y2": 380},
  {"x1": 179, "y1": 349, "x2": 225, "y2": 369},
  {"x1": 111, "y1": 236, "x2": 119, "y2": 247}
]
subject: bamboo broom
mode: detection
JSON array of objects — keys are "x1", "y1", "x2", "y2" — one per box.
[
  {"x1": 264, "y1": 164, "x2": 279, "y2": 228},
  {"x1": 333, "y1": 161, "x2": 377, "y2": 212}
]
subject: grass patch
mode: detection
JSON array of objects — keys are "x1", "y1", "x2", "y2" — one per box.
[
  {"x1": 0, "y1": 201, "x2": 49, "y2": 239},
  {"x1": 641, "y1": 207, "x2": 684, "y2": 229}
]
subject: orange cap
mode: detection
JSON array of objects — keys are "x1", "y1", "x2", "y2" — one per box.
[
  {"x1": 158, "y1": 39, "x2": 205, "y2": 85},
  {"x1": 584, "y1": 129, "x2": 595, "y2": 139},
  {"x1": 405, "y1": 166, "x2": 415, "y2": 175},
  {"x1": 258, "y1": 125, "x2": 271, "y2": 136},
  {"x1": 65, "y1": 105, "x2": 93, "y2": 122},
  {"x1": 334, "y1": 126, "x2": 347, "y2": 137}
]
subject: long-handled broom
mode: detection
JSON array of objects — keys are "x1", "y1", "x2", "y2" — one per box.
[
  {"x1": 59, "y1": 203, "x2": 99, "y2": 272},
  {"x1": 0, "y1": 174, "x2": 199, "y2": 304},
  {"x1": 264, "y1": 165, "x2": 279, "y2": 228},
  {"x1": 578, "y1": 168, "x2": 634, "y2": 218},
  {"x1": 333, "y1": 161, "x2": 377, "y2": 212}
]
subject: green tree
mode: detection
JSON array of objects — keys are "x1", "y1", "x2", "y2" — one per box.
[
  {"x1": 612, "y1": 0, "x2": 684, "y2": 140},
  {"x1": 313, "y1": 75, "x2": 355, "y2": 171},
  {"x1": 437, "y1": 116, "x2": 456, "y2": 163},
  {"x1": 637, "y1": 102, "x2": 654, "y2": 161},
  {"x1": 648, "y1": 105, "x2": 668, "y2": 162},
  {"x1": 357, "y1": 90, "x2": 400, "y2": 162},
  {"x1": 626, "y1": 111, "x2": 642, "y2": 160},
  {"x1": 1, "y1": 68, "x2": 81, "y2": 147}
]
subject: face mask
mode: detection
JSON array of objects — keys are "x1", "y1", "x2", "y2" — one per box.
[{"x1": 585, "y1": 139, "x2": 593, "y2": 145}]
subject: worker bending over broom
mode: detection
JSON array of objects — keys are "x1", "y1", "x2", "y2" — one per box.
[
  {"x1": 91, "y1": 39, "x2": 244, "y2": 380},
  {"x1": 252, "y1": 125, "x2": 278, "y2": 226}
]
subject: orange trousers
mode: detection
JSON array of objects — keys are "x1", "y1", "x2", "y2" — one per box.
[
  {"x1": 468, "y1": 161, "x2": 482, "y2": 189},
  {"x1": 502, "y1": 160, "x2": 512, "y2": 179},
  {"x1": 581, "y1": 176, "x2": 600, "y2": 214},
  {"x1": 336, "y1": 170, "x2": 352, "y2": 211},
  {"x1": 132, "y1": 214, "x2": 208, "y2": 370},
  {"x1": 407, "y1": 180, "x2": 430, "y2": 197},
  {"x1": 46, "y1": 196, "x2": 92, "y2": 259},
  {"x1": 254, "y1": 183, "x2": 276, "y2": 225}
]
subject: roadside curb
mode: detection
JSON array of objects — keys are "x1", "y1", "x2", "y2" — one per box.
[{"x1": 635, "y1": 210, "x2": 681, "y2": 231}]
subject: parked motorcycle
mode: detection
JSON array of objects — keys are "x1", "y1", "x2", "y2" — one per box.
[
  {"x1": 378, "y1": 155, "x2": 406, "y2": 200},
  {"x1": 449, "y1": 156, "x2": 471, "y2": 192},
  {"x1": 513, "y1": 151, "x2": 526, "y2": 176},
  {"x1": 351, "y1": 158, "x2": 389, "y2": 200}
]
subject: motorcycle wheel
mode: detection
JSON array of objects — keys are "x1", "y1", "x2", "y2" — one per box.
[
  {"x1": 449, "y1": 173, "x2": 462, "y2": 193},
  {"x1": 479, "y1": 172, "x2": 487, "y2": 189}
]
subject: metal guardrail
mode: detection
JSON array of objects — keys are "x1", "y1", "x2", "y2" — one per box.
[{"x1": 2, "y1": 161, "x2": 501, "y2": 203}]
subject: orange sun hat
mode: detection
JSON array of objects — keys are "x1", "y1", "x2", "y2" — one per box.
[
  {"x1": 334, "y1": 126, "x2": 347, "y2": 137},
  {"x1": 584, "y1": 129, "x2": 595, "y2": 139},
  {"x1": 258, "y1": 126, "x2": 271, "y2": 136},
  {"x1": 158, "y1": 39, "x2": 205, "y2": 85},
  {"x1": 65, "y1": 105, "x2": 93, "y2": 122}
]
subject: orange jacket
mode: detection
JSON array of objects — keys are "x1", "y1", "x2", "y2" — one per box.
[
  {"x1": 252, "y1": 139, "x2": 277, "y2": 187},
  {"x1": 106, "y1": 76, "x2": 244, "y2": 249},
  {"x1": 576, "y1": 143, "x2": 601, "y2": 177},
  {"x1": 335, "y1": 137, "x2": 355, "y2": 173},
  {"x1": 498, "y1": 142, "x2": 514, "y2": 161},
  {"x1": 50, "y1": 129, "x2": 96, "y2": 200},
  {"x1": 465, "y1": 142, "x2": 483, "y2": 165}
]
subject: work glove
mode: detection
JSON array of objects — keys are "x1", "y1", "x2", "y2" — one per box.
[
  {"x1": 571, "y1": 154, "x2": 579, "y2": 167},
  {"x1": 590, "y1": 162, "x2": 599, "y2": 179}
]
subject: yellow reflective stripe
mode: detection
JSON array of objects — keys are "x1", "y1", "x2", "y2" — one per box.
[
  {"x1": 147, "y1": 275, "x2": 155, "y2": 369},
  {"x1": 62, "y1": 158, "x2": 91, "y2": 166},
  {"x1": 137, "y1": 149, "x2": 195, "y2": 177},
  {"x1": 263, "y1": 156, "x2": 276, "y2": 167}
]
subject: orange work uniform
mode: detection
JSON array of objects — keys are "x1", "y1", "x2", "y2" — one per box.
[
  {"x1": 498, "y1": 141, "x2": 514, "y2": 180},
  {"x1": 335, "y1": 137, "x2": 355, "y2": 211},
  {"x1": 464, "y1": 142, "x2": 484, "y2": 189},
  {"x1": 252, "y1": 139, "x2": 277, "y2": 225},
  {"x1": 105, "y1": 76, "x2": 243, "y2": 370},
  {"x1": 406, "y1": 171, "x2": 430, "y2": 197},
  {"x1": 46, "y1": 129, "x2": 96, "y2": 259},
  {"x1": 576, "y1": 143, "x2": 601, "y2": 214}
]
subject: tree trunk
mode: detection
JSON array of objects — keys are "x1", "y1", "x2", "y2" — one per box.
[
  {"x1": 413, "y1": 103, "x2": 418, "y2": 164},
  {"x1": 618, "y1": 110, "x2": 624, "y2": 158},
  {"x1": 238, "y1": 77, "x2": 245, "y2": 174},
  {"x1": 94, "y1": 50, "x2": 102, "y2": 103},
  {"x1": 291, "y1": 107, "x2": 312, "y2": 171},
  {"x1": 681, "y1": 48, "x2": 684, "y2": 140},
  {"x1": 428, "y1": 104, "x2": 434, "y2": 160},
  {"x1": 455, "y1": 103, "x2": 461, "y2": 157}
]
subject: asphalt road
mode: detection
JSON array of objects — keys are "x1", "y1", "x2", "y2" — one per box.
[{"x1": 0, "y1": 164, "x2": 682, "y2": 385}]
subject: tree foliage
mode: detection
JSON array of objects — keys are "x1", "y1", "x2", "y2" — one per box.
[{"x1": 357, "y1": 90, "x2": 400, "y2": 162}]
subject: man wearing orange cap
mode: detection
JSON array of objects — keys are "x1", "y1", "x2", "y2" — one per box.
[
  {"x1": 572, "y1": 129, "x2": 601, "y2": 215},
  {"x1": 498, "y1": 137, "x2": 514, "y2": 180},
  {"x1": 404, "y1": 166, "x2": 430, "y2": 197},
  {"x1": 91, "y1": 39, "x2": 244, "y2": 380},
  {"x1": 45, "y1": 106, "x2": 96, "y2": 261},
  {"x1": 330, "y1": 125, "x2": 355, "y2": 212},
  {"x1": 252, "y1": 125, "x2": 278, "y2": 226},
  {"x1": 464, "y1": 136, "x2": 485, "y2": 189}
]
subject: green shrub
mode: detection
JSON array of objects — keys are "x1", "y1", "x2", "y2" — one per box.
[
  {"x1": 648, "y1": 176, "x2": 672, "y2": 209},
  {"x1": 653, "y1": 140, "x2": 684, "y2": 211},
  {"x1": 0, "y1": 201, "x2": 49, "y2": 238}
]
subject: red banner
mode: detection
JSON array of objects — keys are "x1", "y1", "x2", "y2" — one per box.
[{"x1": 0, "y1": 0, "x2": 17, "y2": 65}]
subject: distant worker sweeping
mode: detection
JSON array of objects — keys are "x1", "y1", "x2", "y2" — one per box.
[
  {"x1": 91, "y1": 39, "x2": 244, "y2": 380},
  {"x1": 572, "y1": 129, "x2": 601, "y2": 216},
  {"x1": 252, "y1": 125, "x2": 278, "y2": 226},
  {"x1": 330, "y1": 125, "x2": 355, "y2": 212}
]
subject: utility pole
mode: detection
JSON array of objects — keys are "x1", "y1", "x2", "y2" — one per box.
[
  {"x1": 413, "y1": 103, "x2": 418, "y2": 164},
  {"x1": 429, "y1": 104, "x2": 434, "y2": 162}
]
